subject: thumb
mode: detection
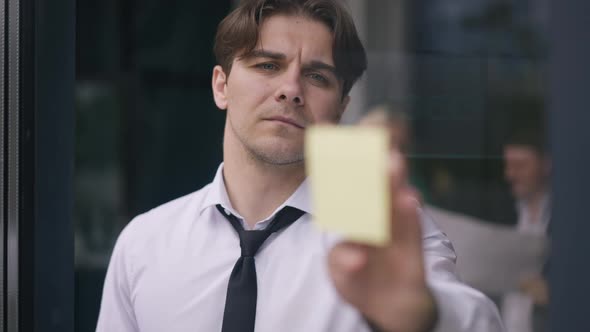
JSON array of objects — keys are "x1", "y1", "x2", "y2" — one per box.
[{"x1": 391, "y1": 190, "x2": 423, "y2": 252}]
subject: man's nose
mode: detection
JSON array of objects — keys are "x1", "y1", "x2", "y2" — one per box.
[{"x1": 274, "y1": 72, "x2": 304, "y2": 107}]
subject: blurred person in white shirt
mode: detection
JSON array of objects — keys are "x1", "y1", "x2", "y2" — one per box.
[{"x1": 502, "y1": 128, "x2": 551, "y2": 332}]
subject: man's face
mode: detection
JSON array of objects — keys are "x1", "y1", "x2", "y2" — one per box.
[
  {"x1": 504, "y1": 145, "x2": 550, "y2": 200},
  {"x1": 212, "y1": 14, "x2": 349, "y2": 165}
]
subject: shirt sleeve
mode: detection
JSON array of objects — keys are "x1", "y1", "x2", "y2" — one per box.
[
  {"x1": 420, "y1": 209, "x2": 506, "y2": 332},
  {"x1": 95, "y1": 224, "x2": 140, "y2": 332}
]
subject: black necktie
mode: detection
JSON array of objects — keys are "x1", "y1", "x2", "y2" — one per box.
[{"x1": 216, "y1": 204, "x2": 305, "y2": 332}]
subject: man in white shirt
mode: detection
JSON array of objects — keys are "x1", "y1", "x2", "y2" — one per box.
[
  {"x1": 502, "y1": 129, "x2": 551, "y2": 332},
  {"x1": 96, "y1": 1, "x2": 504, "y2": 331}
]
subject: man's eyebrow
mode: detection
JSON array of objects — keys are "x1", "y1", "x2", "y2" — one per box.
[
  {"x1": 241, "y1": 49, "x2": 286, "y2": 60},
  {"x1": 306, "y1": 61, "x2": 338, "y2": 76},
  {"x1": 240, "y1": 50, "x2": 338, "y2": 76}
]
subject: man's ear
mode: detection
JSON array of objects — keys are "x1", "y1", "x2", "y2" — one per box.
[{"x1": 212, "y1": 65, "x2": 228, "y2": 110}]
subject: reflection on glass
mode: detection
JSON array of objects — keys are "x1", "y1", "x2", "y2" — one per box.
[
  {"x1": 76, "y1": 0, "x2": 549, "y2": 331},
  {"x1": 502, "y1": 125, "x2": 550, "y2": 332}
]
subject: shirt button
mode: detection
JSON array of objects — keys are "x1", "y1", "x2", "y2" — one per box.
[{"x1": 224, "y1": 208, "x2": 231, "y2": 216}]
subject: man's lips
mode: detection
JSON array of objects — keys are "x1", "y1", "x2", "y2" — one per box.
[{"x1": 264, "y1": 116, "x2": 305, "y2": 129}]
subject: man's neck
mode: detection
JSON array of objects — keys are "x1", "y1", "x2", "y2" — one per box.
[{"x1": 222, "y1": 134, "x2": 305, "y2": 228}]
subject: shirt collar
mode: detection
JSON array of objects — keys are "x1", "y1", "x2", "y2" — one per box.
[
  {"x1": 516, "y1": 189, "x2": 552, "y2": 228},
  {"x1": 199, "y1": 163, "x2": 233, "y2": 216},
  {"x1": 199, "y1": 163, "x2": 312, "y2": 219}
]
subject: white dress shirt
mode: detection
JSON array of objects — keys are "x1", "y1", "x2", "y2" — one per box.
[
  {"x1": 501, "y1": 193, "x2": 551, "y2": 332},
  {"x1": 96, "y1": 164, "x2": 504, "y2": 332},
  {"x1": 515, "y1": 193, "x2": 551, "y2": 235}
]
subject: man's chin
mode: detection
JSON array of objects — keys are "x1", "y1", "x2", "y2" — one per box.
[
  {"x1": 250, "y1": 149, "x2": 304, "y2": 166},
  {"x1": 260, "y1": 153, "x2": 304, "y2": 166},
  {"x1": 513, "y1": 189, "x2": 532, "y2": 201}
]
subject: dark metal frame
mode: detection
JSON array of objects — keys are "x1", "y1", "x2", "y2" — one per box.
[
  {"x1": 2, "y1": 0, "x2": 75, "y2": 331},
  {"x1": 549, "y1": 1, "x2": 590, "y2": 331},
  {"x1": 5, "y1": 0, "x2": 22, "y2": 331},
  {"x1": 0, "y1": 0, "x2": 5, "y2": 330}
]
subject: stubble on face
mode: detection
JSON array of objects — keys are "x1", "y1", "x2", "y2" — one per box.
[{"x1": 230, "y1": 115, "x2": 306, "y2": 166}]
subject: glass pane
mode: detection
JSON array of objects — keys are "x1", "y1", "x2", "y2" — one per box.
[
  {"x1": 405, "y1": 1, "x2": 550, "y2": 330},
  {"x1": 75, "y1": 1, "x2": 231, "y2": 330},
  {"x1": 76, "y1": 0, "x2": 551, "y2": 331}
]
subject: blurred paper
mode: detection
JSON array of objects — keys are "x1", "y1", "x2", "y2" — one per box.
[
  {"x1": 305, "y1": 126, "x2": 390, "y2": 245},
  {"x1": 424, "y1": 205, "x2": 549, "y2": 295}
]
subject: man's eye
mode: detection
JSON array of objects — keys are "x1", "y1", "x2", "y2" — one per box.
[
  {"x1": 256, "y1": 63, "x2": 278, "y2": 71},
  {"x1": 308, "y1": 73, "x2": 328, "y2": 84}
]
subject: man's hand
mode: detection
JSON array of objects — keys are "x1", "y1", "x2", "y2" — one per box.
[
  {"x1": 520, "y1": 275, "x2": 549, "y2": 306},
  {"x1": 328, "y1": 152, "x2": 437, "y2": 332}
]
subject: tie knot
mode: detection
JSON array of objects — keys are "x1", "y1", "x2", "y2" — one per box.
[
  {"x1": 215, "y1": 204, "x2": 306, "y2": 257},
  {"x1": 240, "y1": 230, "x2": 273, "y2": 257}
]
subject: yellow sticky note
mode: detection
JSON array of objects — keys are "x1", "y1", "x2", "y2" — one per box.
[{"x1": 305, "y1": 126, "x2": 391, "y2": 245}]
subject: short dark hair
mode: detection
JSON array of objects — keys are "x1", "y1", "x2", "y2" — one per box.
[
  {"x1": 504, "y1": 128, "x2": 548, "y2": 156},
  {"x1": 213, "y1": 0, "x2": 367, "y2": 97}
]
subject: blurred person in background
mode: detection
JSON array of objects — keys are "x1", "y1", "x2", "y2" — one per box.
[{"x1": 502, "y1": 128, "x2": 551, "y2": 332}]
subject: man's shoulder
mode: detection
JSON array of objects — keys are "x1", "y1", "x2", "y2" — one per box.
[
  {"x1": 141, "y1": 184, "x2": 211, "y2": 221},
  {"x1": 118, "y1": 183, "x2": 213, "y2": 245}
]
